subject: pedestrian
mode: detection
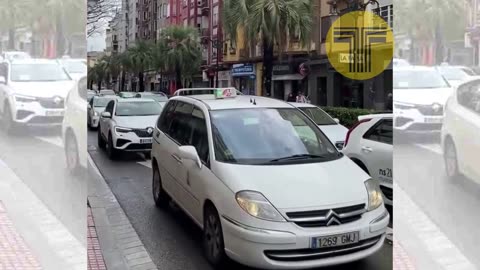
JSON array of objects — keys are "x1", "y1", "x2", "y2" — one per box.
[
  {"x1": 287, "y1": 92, "x2": 296, "y2": 102},
  {"x1": 386, "y1": 93, "x2": 393, "y2": 111},
  {"x1": 296, "y1": 90, "x2": 308, "y2": 103}
]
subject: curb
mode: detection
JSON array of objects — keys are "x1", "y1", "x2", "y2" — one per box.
[
  {"x1": 88, "y1": 206, "x2": 108, "y2": 270},
  {"x1": 393, "y1": 237, "x2": 415, "y2": 270},
  {"x1": 88, "y1": 154, "x2": 158, "y2": 270}
]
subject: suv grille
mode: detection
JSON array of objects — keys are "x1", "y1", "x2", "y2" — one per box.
[
  {"x1": 417, "y1": 105, "x2": 443, "y2": 116},
  {"x1": 286, "y1": 204, "x2": 366, "y2": 228},
  {"x1": 132, "y1": 129, "x2": 153, "y2": 138},
  {"x1": 38, "y1": 97, "x2": 64, "y2": 109}
]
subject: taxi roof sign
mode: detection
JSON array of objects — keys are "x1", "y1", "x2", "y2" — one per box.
[{"x1": 214, "y1": 88, "x2": 237, "y2": 99}]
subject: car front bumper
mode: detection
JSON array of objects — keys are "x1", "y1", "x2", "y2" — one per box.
[
  {"x1": 112, "y1": 130, "x2": 153, "y2": 152},
  {"x1": 221, "y1": 206, "x2": 389, "y2": 269},
  {"x1": 394, "y1": 107, "x2": 442, "y2": 134},
  {"x1": 13, "y1": 102, "x2": 64, "y2": 126}
]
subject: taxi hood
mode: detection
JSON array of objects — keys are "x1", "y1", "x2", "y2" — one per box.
[
  {"x1": 114, "y1": 115, "x2": 159, "y2": 129},
  {"x1": 9, "y1": 80, "x2": 75, "y2": 98},
  {"x1": 393, "y1": 87, "x2": 453, "y2": 106},
  {"x1": 213, "y1": 156, "x2": 369, "y2": 210}
]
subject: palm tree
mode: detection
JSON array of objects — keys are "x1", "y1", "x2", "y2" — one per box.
[
  {"x1": 89, "y1": 61, "x2": 108, "y2": 90},
  {"x1": 122, "y1": 41, "x2": 154, "y2": 92},
  {"x1": 100, "y1": 54, "x2": 121, "y2": 90},
  {"x1": 223, "y1": 0, "x2": 314, "y2": 96},
  {"x1": 155, "y1": 26, "x2": 202, "y2": 90}
]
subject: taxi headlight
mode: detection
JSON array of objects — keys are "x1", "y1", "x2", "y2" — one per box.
[
  {"x1": 235, "y1": 191, "x2": 285, "y2": 222},
  {"x1": 15, "y1": 95, "x2": 37, "y2": 103},
  {"x1": 114, "y1": 126, "x2": 132, "y2": 135},
  {"x1": 365, "y1": 179, "x2": 383, "y2": 211}
]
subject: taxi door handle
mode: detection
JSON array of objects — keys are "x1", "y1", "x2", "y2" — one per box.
[{"x1": 361, "y1": 146, "x2": 373, "y2": 153}]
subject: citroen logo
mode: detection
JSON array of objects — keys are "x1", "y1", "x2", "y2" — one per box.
[
  {"x1": 147, "y1": 127, "x2": 154, "y2": 134},
  {"x1": 325, "y1": 210, "x2": 341, "y2": 226}
]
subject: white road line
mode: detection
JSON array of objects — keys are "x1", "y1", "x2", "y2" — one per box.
[
  {"x1": 35, "y1": 136, "x2": 64, "y2": 148},
  {"x1": 395, "y1": 183, "x2": 476, "y2": 270},
  {"x1": 137, "y1": 161, "x2": 152, "y2": 169},
  {"x1": 415, "y1": 143, "x2": 442, "y2": 155}
]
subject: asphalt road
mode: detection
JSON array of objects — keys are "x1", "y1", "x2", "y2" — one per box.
[
  {"x1": 88, "y1": 130, "x2": 393, "y2": 270},
  {"x1": 0, "y1": 126, "x2": 86, "y2": 246},
  {"x1": 395, "y1": 136, "x2": 480, "y2": 268}
]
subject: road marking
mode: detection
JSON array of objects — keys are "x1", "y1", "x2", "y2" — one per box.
[
  {"x1": 137, "y1": 161, "x2": 152, "y2": 169},
  {"x1": 415, "y1": 143, "x2": 442, "y2": 155},
  {"x1": 35, "y1": 136, "x2": 64, "y2": 148},
  {"x1": 395, "y1": 183, "x2": 476, "y2": 270}
]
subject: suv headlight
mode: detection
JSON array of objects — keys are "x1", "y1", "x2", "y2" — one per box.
[
  {"x1": 15, "y1": 95, "x2": 37, "y2": 103},
  {"x1": 235, "y1": 191, "x2": 285, "y2": 222},
  {"x1": 365, "y1": 179, "x2": 383, "y2": 211},
  {"x1": 114, "y1": 126, "x2": 132, "y2": 134}
]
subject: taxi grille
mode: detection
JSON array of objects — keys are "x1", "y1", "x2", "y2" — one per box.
[
  {"x1": 286, "y1": 204, "x2": 365, "y2": 228},
  {"x1": 132, "y1": 129, "x2": 153, "y2": 138},
  {"x1": 264, "y1": 235, "x2": 382, "y2": 261},
  {"x1": 38, "y1": 98, "x2": 64, "y2": 109},
  {"x1": 417, "y1": 105, "x2": 443, "y2": 116}
]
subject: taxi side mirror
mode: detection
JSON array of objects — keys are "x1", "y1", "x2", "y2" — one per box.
[{"x1": 178, "y1": 146, "x2": 202, "y2": 169}]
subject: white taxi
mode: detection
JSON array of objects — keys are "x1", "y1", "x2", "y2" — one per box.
[
  {"x1": 342, "y1": 114, "x2": 393, "y2": 206},
  {"x1": 151, "y1": 88, "x2": 388, "y2": 269},
  {"x1": 393, "y1": 66, "x2": 452, "y2": 134},
  {"x1": 442, "y1": 78, "x2": 480, "y2": 183}
]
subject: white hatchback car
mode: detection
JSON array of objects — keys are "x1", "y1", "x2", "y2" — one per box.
[
  {"x1": 151, "y1": 88, "x2": 388, "y2": 269},
  {"x1": 88, "y1": 95, "x2": 116, "y2": 129},
  {"x1": 98, "y1": 98, "x2": 163, "y2": 159},
  {"x1": 290, "y1": 102, "x2": 348, "y2": 150},
  {"x1": 442, "y1": 78, "x2": 480, "y2": 183},
  {"x1": 63, "y1": 76, "x2": 88, "y2": 174},
  {"x1": 393, "y1": 66, "x2": 452, "y2": 134},
  {"x1": 0, "y1": 59, "x2": 75, "y2": 134},
  {"x1": 342, "y1": 114, "x2": 393, "y2": 206}
]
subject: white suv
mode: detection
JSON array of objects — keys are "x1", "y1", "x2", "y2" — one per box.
[
  {"x1": 151, "y1": 88, "x2": 388, "y2": 269},
  {"x1": 342, "y1": 114, "x2": 393, "y2": 206},
  {"x1": 442, "y1": 78, "x2": 480, "y2": 183},
  {"x1": 98, "y1": 98, "x2": 163, "y2": 160},
  {"x1": 0, "y1": 59, "x2": 74, "y2": 133}
]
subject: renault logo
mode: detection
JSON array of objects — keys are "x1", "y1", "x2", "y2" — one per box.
[
  {"x1": 147, "y1": 127, "x2": 154, "y2": 134},
  {"x1": 53, "y1": 96, "x2": 62, "y2": 105},
  {"x1": 432, "y1": 103, "x2": 441, "y2": 112},
  {"x1": 325, "y1": 210, "x2": 341, "y2": 226}
]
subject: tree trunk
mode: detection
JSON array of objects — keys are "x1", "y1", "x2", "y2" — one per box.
[
  {"x1": 8, "y1": 29, "x2": 15, "y2": 50},
  {"x1": 262, "y1": 39, "x2": 274, "y2": 97},
  {"x1": 138, "y1": 72, "x2": 145, "y2": 92},
  {"x1": 175, "y1": 64, "x2": 182, "y2": 90},
  {"x1": 97, "y1": 80, "x2": 102, "y2": 91},
  {"x1": 121, "y1": 70, "x2": 126, "y2": 91},
  {"x1": 89, "y1": 80, "x2": 94, "y2": 90}
]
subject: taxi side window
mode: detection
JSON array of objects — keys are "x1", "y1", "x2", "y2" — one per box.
[
  {"x1": 168, "y1": 101, "x2": 194, "y2": 145},
  {"x1": 363, "y1": 119, "x2": 393, "y2": 145},
  {"x1": 158, "y1": 100, "x2": 177, "y2": 131},
  {"x1": 190, "y1": 107, "x2": 209, "y2": 164},
  {"x1": 105, "y1": 101, "x2": 115, "y2": 115},
  {"x1": 457, "y1": 82, "x2": 480, "y2": 114}
]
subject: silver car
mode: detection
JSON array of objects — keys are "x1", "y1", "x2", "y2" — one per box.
[{"x1": 87, "y1": 95, "x2": 116, "y2": 129}]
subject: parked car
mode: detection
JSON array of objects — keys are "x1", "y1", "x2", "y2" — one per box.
[
  {"x1": 442, "y1": 78, "x2": 480, "y2": 183},
  {"x1": 436, "y1": 65, "x2": 480, "y2": 88},
  {"x1": 151, "y1": 88, "x2": 388, "y2": 269},
  {"x1": 118, "y1": 92, "x2": 137, "y2": 98},
  {"x1": 1, "y1": 51, "x2": 31, "y2": 62},
  {"x1": 98, "y1": 98, "x2": 162, "y2": 160},
  {"x1": 342, "y1": 114, "x2": 393, "y2": 206},
  {"x1": 88, "y1": 95, "x2": 117, "y2": 129},
  {"x1": 0, "y1": 59, "x2": 75, "y2": 134},
  {"x1": 99, "y1": 89, "x2": 116, "y2": 96},
  {"x1": 290, "y1": 102, "x2": 348, "y2": 150},
  {"x1": 63, "y1": 75, "x2": 88, "y2": 174},
  {"x1": 58, "y1": 58, "x2": 87, "y2": 80},
  {"x1": 135, "y1": 92, "x2": 169, "y2": 110},
  {"x1": 393, "y1": 66, "x2": 452, "y2": 134}
]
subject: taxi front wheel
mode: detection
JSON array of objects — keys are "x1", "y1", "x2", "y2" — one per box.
[
  {"x1": 204, "y1": 205, "x2": 227, "y2": 268},
  {"x1": 444, "y1": 138, "x2": 460, "y2": 180},
  {"x1": 152, "y1": 163, "x2": 169, "y2": 208}
]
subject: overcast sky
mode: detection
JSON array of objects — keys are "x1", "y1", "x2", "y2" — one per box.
[{"x1": 88, "y1": 33, "x2": 106, "y2": 52}]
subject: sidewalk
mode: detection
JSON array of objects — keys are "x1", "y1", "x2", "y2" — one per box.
[
  {"x1": 393, "y1": 237, "x2": 415, "y2": 270},
  {"x1": 88, "y1": 205, "x2": 108, "y2": 270},
  {"x1": 0, "y1": 201, "x2": 42, "y2": 270}
]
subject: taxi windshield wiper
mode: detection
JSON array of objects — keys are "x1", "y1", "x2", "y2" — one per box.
[{"x1": 268, "y1": 154, "x2": 326, "y2": 163}]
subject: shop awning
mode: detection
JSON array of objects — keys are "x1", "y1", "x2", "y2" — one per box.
[{"x1": 272, "y1": 74, "x2": 304, "y2": 81}]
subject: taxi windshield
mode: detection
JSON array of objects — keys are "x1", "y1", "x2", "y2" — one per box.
[{"x1": 210, "y1": 108, "x2": 339, "y2": 165}]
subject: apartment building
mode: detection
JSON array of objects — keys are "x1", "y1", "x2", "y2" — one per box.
[{"x1": 136, "y1": 0, "x2": 158, "y2": 41}]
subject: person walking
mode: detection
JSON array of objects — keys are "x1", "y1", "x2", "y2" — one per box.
[
  {"x1": 287, "y1": 92, "x2": 296, "y2": 102},
  {"x1": 296, "y1": 90, "x2": 308, "y2": 103}
]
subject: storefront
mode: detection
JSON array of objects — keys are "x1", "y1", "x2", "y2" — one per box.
[
  {"x1": 231, "y1": 63, "x2": 256, "y2": 95},
  {"x1": 272, "y1": 63, "x2": 308, "y2": 101},
  {"x1": 217, "y1": 70, "x2": 232, "y2": 87}
]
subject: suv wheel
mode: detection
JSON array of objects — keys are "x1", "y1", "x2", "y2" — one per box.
[
  {"x1": 106, "y1": 132, "x2": 118, "y2": 160},
  {"x1": 65, "y1": 131, "x2": 80, "y2": 175},
  {"x1": 444, "y1": 138, "x2": 459, "y2": 179},
  {"x1": 152, "y1": 163, "x2": 169, "y2": 208},
  {"x1": 203, "y1": 205, "x2": 227, "y2": 268},
  {"x1": 97, "y1": 127, "x2": 106, "y2": 149}
]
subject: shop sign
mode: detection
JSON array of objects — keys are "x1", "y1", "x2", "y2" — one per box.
[
  {"x1": 232, "y1": 64, "x2": 255, "y2": 77},
  {"x1": 217, "y1": 70, "x2": 232, "y2": 81},
  {"x1": 273, "y1": 64, "x2": 292, "y2": 75}
]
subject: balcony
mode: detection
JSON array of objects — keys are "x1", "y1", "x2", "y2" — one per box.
[{"x1": 239, "y1": 48, "x2": 249, "y2": 59}]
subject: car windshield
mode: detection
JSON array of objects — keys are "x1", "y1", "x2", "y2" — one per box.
[
  {"x1": 394, "y1": 69, "x2": 450, "y2": 89},
  {"x1": 438, "y1": 67, "x2": 470, "y2": 81},
  {"x1": 115, "y1": 101, "x2": 162, "y2": 116},
  {"x1": 299, "y1": 107, "x2": 337, "y2": 125},
  {"x1": 210, "y1": 108, "x2": 339, "y2": 165},
  {"x1": 10, "y1": 63, "x2": 71, "y2": 82},
  {"x1": 93, "y1": 97, "x2": 114, "y2": 107},
  {"x1": 63, "y1": 60, "x2": 87, "y2": 74}
]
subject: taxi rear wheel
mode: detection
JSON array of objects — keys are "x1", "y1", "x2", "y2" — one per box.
[
  {"x1": 65, "y1": 131, "x2": 80, "y2": 175},
  {"x1": 2, "y1": 104, "x2": 18, "y2": 135},
  {"x1": 152, "y1": 163, "x2": 169, "y2": 208},
  {"x1": 444, "y1": 138, "x2": 459, "y2": 179},
  {"x1": 106, "y1": 133, "x2": 118, "y2": 160},
  {"x1": 97, "y1": 127, "x2": 106, "y2": 149},
  {"x1": 203, "y1": 205, "x2": 227, "y2": 268}
]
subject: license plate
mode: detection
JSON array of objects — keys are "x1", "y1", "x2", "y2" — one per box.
[
  {"x1": 140, "y1": 138, "x2": 152, "y2": 144},
  {"x1": 46, "y1": 110, "x2": 64, "y2": 117},
  {"x1": 424, "y1": 117, "x2": 442, "y2": 124},
  {"x1": 310, "y1": 232, "x2": 359, "y2": 249}
]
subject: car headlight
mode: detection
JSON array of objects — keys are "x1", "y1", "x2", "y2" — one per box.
[
  {"x1": 15, "y1": 95, "x2": 37, "y2": 103},
  {"x1": 365, "y1": 179, "x2": 383, "y2": 211},
  {"x1": 235, "y1": 191, "x2": 285, "y2": 222},
  {"x1": 114, "y1": 126, "x2": 132, "y2": 134},
  {"x1": 94, "y1": 111, "x2": 99, "y2": 116}
]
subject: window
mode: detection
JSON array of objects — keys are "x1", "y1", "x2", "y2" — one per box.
[
  {"x1": 105, "y1": 101, "x2": 115, "y2": 115},
  {"x1": 213, "y1": 6, "x2": 219, "y2": 26},
  {"x1": 190, "y1": 107, "x2": 209, "y2": 163},
  {"x1": 168, "y1": 102, "x2": 194, "y2": 145},
  {"x1": 457, "y1": 81, "x2": 480, "y2": 114},
  {"x1": 373, "y1": 5, "x2": 393, "y2": 28},
  {"x1": 363, "y1": 119, "x2": 393, "y2": 145},
  {"x1": 321, "y1": 16, "x2": 332, "y2": 42},
  {"x1": 158, "y1": 100, "x2": 177, "y2": 131}
]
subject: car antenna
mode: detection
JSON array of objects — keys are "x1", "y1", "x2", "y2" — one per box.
[
  {"x1": 253, "y1": 99, "x2": 257, "y2": 105},
  {"x1": 250, "y1": 98, "x2": 252, "y2": 103}
]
